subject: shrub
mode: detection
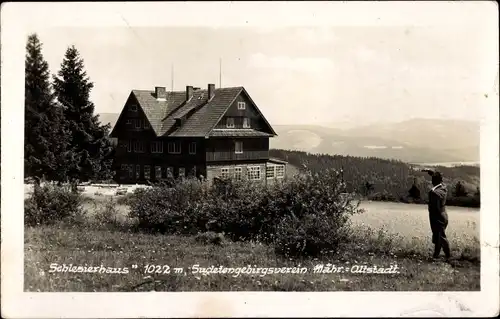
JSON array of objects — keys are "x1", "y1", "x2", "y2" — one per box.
[
  {"x1": 116, "y1": 192, "x2": 135, "y2": 205},
  {"x1": 93, "y1": 197, "x2": 127, "y2": 230},
  {"x1": 368, "y1": 191, "x2": 398, "y2": 202},
  {"x1": 25, "y1": 183, "x2": 83, "y2": 226},
  {"x1": 194, "y1": 231, "x2": 225, "y2": 246},
  {"x1": 206, "y1": 179, "x2": 271, "y2": 241},
  {"x1": 272, "y1": 169, "x2": 363, "y2": 257},
  {"x1": 446, "y1": 195, "x2": 480, "y2": 208},
  {"x1": 128, "y1": 177, "x2": 212, "y2": 234},
  {"x1": 128, "y1": 169, "x2": 362, "y2": 258}
]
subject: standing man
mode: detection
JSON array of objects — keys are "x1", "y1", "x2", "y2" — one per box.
[{"x1": 423, "y1": 169, "x2": 451, "y2": 261}]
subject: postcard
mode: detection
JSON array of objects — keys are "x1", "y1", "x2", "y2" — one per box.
[{"x1": 1, "y1": 1, "x2": 499, "y2": 317}]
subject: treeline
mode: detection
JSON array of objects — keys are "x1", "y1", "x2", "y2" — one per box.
[
  {"x1": 24, "y1": 34, "x2": 113, "y2": 185},
  {"x1": 270, "y1": 149, "x2": 480, "y2": 208}
]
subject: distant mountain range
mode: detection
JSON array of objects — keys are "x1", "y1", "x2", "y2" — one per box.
[{"x1": 98, "y1": 113, "x2": 479, "y2": 164}]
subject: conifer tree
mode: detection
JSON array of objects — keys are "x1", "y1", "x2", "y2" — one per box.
[
  {"x1": 53, "y1": 46, "x2": 114, "y2": 182},
  {"x1": 453, "y1": 181, "x2": 468, "y2": 197},
  {"x1": 25, "y1": 34, "x2": 72, "y2": 182}
]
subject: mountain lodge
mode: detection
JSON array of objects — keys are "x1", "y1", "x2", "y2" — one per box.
[{"x1": 110, "y1": 84, "x2": 287, "y2": 184}]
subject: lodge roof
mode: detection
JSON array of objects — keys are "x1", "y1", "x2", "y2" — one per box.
[{"x1": 118, "y1": 86, "x2": 277, "y2": 138}]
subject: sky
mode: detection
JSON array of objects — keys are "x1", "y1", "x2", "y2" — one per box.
[{"x1": 27, "y1": 3, "x2": 499, "y2": 127}]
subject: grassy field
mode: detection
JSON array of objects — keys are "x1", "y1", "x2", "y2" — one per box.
[
  {"x1": 24, "y1": 194, "x2": 480, "y2": 292},
  {"x1": 354, "y1": 201, "x2": 479, "y2": 254}
]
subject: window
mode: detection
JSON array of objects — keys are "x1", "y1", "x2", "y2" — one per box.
[
  {"x1": 128, "y1": 165, "x2": 134, "y2": 178},
  {"x1": 276, "y1": 165, "x2": 285, "y2": 178},
  {"x1": 134, "y1": 141, "x2": 144, "y2": 153},
  {"x1": 237, "y1": 102, "x2": 246, "y2": 110},
  {"x1": 135, "y1": 165, "x2": 141, "y2": 179},
  {"x1": 243, "y1": 118, "x2": 251, "y2": 128},
  {"x1": 166, "y1": 167, "x2": 174, "y2": 178},
  {"x1": 248, "y1": 166, "x2": 261, "y2": 181},
  {"x1": 189, "y1": 142, "x2": 197, "y2": 154},
  {"x1": 134, "y1": 119, "x2": 142, "y2": 129},
  {"x1": 235, "y1": 141, "x2": 243, "y2": 154},
  {"x1": 126, "y1": 140, "x2": 132, "y2": 152},
  {"x1": 121, "y1": 164, "x2": 128, "y2": 177},
  {"x1": 189, "y1": 166, "x2": 196, "y2": 177},
  {"x1": 130, "y1": 104, "x2": 138, "y2": 112},
  {"x1": 119, "y1": 139, "x2": 128, "y2": 149},
  {"x1": 144, "y1": 120, "x2": 150, "y2": 129},
  {"x1": 168, "y1": 141, "x2": 181, "y2": 154},
  {"x1": 126, "y1": 119, "x2": 132, "y2": 125},
  {"x1": 234, "y1": 167, "x2": 243, "y2": 181},
  {"x1": 155, "y1": 166, "x2": 162, "y2": 179},
  {"x1": 151, "y1": 141, "x2": 163, "y2": 153},
  {"x1": 179, "y1": 167, "x2": 185, "y2": 178},
  {"x1": 221, "y1": 167, "x2": 230, "y2": 179},
  {"x1": 266, "y1": 165, "x2": 275, "y2": 179},
  {"x1": 226, "y1": 117, "x2": 235, "y2": 128},
  {"x1": 144, "y1": 165, "x2": 151, "y2": 180}
]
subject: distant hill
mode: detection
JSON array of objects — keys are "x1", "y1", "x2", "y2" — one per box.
[
  {"x1": 98, "y1": 112, "x2": 479, "y2": 164},
  {"x1": 270, "y1": 119, "x2": 479, "y2": 164}
]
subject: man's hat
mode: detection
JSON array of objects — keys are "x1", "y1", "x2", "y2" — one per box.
[
  {"x1": 422, "y1": 169, "x2": 443, "y2": 181},
  {"x1": 432, "y1": 171, "x2": 443, "y2": 184}
]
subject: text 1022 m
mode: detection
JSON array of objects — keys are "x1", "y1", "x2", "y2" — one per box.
[{"x1": 143, "y1": 265, "x2": 171, "y2": 274}]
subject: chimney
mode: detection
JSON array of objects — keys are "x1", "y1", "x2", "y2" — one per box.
[
  {"x1": 208, "y1": 83, "x2": 215, "y2": 100},
  {"x1": 155, "y1": 86, "x2": 166, "y2": 100},
  {"x1": 186, "y1": 86, "x2": 194, "y2": 101}
]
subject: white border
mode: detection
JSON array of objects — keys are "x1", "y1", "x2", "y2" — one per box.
[{"x1": 1, "y1": 1, "x2": 499, "y2": 318}]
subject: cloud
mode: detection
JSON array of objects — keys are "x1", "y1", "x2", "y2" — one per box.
[{"x1": 248, "y1": 52, "x2": 334, "y2": 73}]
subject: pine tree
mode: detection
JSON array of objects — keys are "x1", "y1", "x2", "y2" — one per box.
[
  {"x1": 453, "y1": 181, "x2": 468, "y2": 197},
  {"x1": 52, "y1": 46, "x2": 114, "y2": 182},
  {"x1": 25, "y1": 34, "x2": 72, "y2": 183},
  {"x1": 408, "y1": 178, "x2": 421, "y2": 200}
]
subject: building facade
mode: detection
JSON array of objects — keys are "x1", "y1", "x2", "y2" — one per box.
[{"x1": 110, "y1": 84, "x2": 286, "y2": 185}]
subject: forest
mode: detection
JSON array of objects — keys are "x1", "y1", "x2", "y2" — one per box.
[{"x1": 269, "y1": 149, "x2": 480, "y2": 208}]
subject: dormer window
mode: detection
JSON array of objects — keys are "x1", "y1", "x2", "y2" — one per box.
[
  {"x1": 226, "y1": 117, "x2": 235, "y2": 128},
  {"x1": 134, "y1": 119, "x2": 142, "y2": 129},
  {"x1": 130, "y1": 104, "x2": 138, "y2": 112},
  {"x1": 237, "y1": 102, "x2": 246, "y2": 110}
]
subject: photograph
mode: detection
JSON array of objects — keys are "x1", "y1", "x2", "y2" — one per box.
[{"x1": 1, "y1": 1, "x2": 499, "y2": 318}]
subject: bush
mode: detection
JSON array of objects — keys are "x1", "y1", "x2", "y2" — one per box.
[
  {"x1": 446, "y1": 195, "x2": 480, "y2": 208},
  {"x1": 128, "y1": 178, "x2": 212, "y2": 234},
  {"x1": 272, "y1": 169, "x2": 362, "y2": 257},
  {"x1": 128, "y1": 170, "x2": 362, "y2": 258},
  {"x1": 25, "y1": 183, "x2": 83, "y2": 226},
  {"x1": 116, "y1": 192, "x2": 135, "y2": 205},
  {"x1": 93, "y1": 197, "x2": 126, "y2": 230},
  {"x1": 206, "y1": 178, "x2": 272, "y2": 241},
  {"x1": 194, "y1": 231, "x2": 225, "y2": 246},
  {"x1": 367, "y1": 191, "x2": 398, "y2": 202}
]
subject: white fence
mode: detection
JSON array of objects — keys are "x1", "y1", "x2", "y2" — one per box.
[{"x1": 24, "y1": 182, "x2": 152, "y2": 197}]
